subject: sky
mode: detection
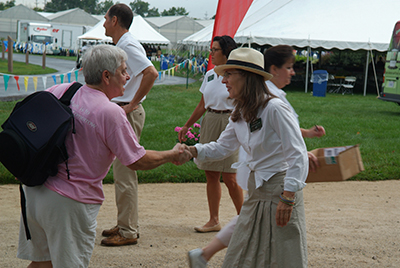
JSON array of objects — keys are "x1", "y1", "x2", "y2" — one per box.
[{"x1": 16, "y1": 0, "x2": 219, "y2": 20}]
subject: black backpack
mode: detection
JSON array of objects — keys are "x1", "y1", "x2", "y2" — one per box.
[{"x1": 0, "y1": 82, "x2": 82, "y2": 239}]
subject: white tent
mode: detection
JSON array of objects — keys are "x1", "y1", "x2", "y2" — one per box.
[
  {"x1": 181, "y1": 22, "x2": 214, "y2": 47},
  {"x1": 234, "y1": 0, "x2": 396, "y2": 51},
  {"x1": 182, "y1": 0, "x2": 400, "y2": 94},
  {"x1": 78, "y1": 15, "x2": 170, "y2": 45},
  {"x1": 183, "y1": 0, "x2": 399, "y2": 51}
]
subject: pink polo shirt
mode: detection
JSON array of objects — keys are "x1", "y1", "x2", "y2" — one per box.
[{"x1": 44, "y1": 83, "x2": 146, "y2": 204}]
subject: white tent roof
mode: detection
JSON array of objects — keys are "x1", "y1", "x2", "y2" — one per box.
[
  {"x1": 182, "y1": 0, "x2": 400, "y2": 52},
  {"x1": 78, "y1": 15, "x2": 170, "y2": 45},
  {"x1": 181, "y1": 22, "x2": 214, "y2": 46},
  {"x1": 144, "y1": 16, "x2": 185, "y2": 27}
]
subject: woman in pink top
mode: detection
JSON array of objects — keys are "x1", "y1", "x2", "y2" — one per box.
[{"x1": 17, "y1": 44, "x2": 191, "y2": 268}]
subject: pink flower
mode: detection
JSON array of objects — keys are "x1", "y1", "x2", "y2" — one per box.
[
  {"x1": 175, "y1": 126, "x2": 182, "y2": 132},
  {"x1": 194, "y1": 123, "x2": 201, "y2": 128},
  {"x1": 187, "y1": 133, "x2": 195, "y2": 139},
  {"x1": 188, "y1": 127, "x2": 193, "y2": 131},
  {"x1": 195, "y1": 138, "x2": 198, "y2": 141}
]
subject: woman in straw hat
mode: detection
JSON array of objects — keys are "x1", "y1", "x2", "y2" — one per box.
[
  {"x1": 188, "y1": 47, "x2": 308, "y2": 267},
  {"x1": 178, "y1": 35, "x2": 243, "y2": 234}
]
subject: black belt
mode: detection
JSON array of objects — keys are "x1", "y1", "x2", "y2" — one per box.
[
  {"x1": 207, "y1": 108, "x2": 232, "y2": 114},
  {"x1": 116, "y1": 102, "x2": 142, "y2": 106}
]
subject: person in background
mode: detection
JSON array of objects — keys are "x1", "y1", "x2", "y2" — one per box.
[
  {"x1": 178, "y1": 35, "x2": 243, "y2": 233},
  {"x1": 16, "y1": 44, "x2": 191, "y2": 268},
  {"x1": 101, "y1": 3, "x2": 159, "y2": 247},
  {"x1": 188, "y1": 47, "x2": 309, "y2": 268}
]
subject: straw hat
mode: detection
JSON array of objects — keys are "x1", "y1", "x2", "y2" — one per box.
[{"x1": 214, "y1": 48, "x2": 273, "y2": 80}]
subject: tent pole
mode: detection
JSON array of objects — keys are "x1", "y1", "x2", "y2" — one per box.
[
  {"x1": 305, "y1": 46, "x2": 310, "y2": 93},
  {"x1": 369, "y1": 50, "x2": 380, "y2": 96},
  {"x1": 363, "y1": 50, "x2": 370, "y2": 96}
]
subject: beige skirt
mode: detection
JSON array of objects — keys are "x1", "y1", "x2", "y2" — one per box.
[
  {"x1": 197, "y1": 111, "x2": 238, "y2": 173},
  {"x1": 222, "y1": 172, "x2": 308, "y2": 268}
]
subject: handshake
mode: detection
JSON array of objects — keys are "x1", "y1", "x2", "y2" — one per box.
[{"x1": 172, "y1": 143, "x2": 198, "y2": 165}]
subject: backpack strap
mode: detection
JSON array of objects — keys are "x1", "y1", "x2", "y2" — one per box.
[
  {"x1": 59, "y1": 82, "x2": 83, "y2": 106},
  {"x1": 60, "y1": 82, "x2": 82, "y2": 180},
  {"x1": 20, "y1": 183, "x2": 31, "y2": 240}
]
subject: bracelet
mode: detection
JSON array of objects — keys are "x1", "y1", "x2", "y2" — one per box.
[
  {"x1": 280, "y1": 193, "x2": 295, "y2": 203},
  {"x1": 279, "y1": 199, "x2": 294, "y2": 206}
]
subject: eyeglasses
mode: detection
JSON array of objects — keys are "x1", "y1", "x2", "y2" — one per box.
[
  {"x1": 209, "y1": 48, "x2": 222, "y2": 54},
  {"x1": 222, "y1": 71, "x2": 241, "y2": 79}
]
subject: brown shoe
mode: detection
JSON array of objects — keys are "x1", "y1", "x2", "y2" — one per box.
[
  {"x1": 101, "y1": 232, "x2": 138, "y2": 246},
  {"x1": 102, "y1": 225, "x2": 119, "y2": 237}
]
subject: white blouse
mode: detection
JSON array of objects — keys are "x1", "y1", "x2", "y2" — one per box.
[
  {"x1": 200, "y1": 69, "x2": 235, "y2": 110},
  {"x1": 266, "y1": 80, "x2": 299, "y2": 121},
  {"x1": 195, "y1": 98, "x2": 308, "y2": 192}
]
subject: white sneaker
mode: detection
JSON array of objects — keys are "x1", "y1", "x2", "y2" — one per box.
[{"x1": 188, "y1": 248, "x2": 207, "y2": 268}]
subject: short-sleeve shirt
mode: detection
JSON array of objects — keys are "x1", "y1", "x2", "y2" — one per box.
[
  {"x1": 200, "y1": 69, "x2": 234, "y2": 110},
  {"x1": 44, "y1": 83, "x2": 146, "y2": 204},
  {"x1": 111, "y1": 32, "x2": 153, "y2": 103}
]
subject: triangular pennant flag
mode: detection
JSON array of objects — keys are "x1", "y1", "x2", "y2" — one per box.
[
  {"x1": 33, "y1": 76, "x2": 38, "y2": 91},
  {"x1": 67, "y1": 72, "x2": 71, "y2": 83},
  {"x1": 158, "y1": 71, "x2": 161, "y2": 79},
  {"x1": 42, "y1": 76, "x2": 47, "y2": 89},
  {"x1": 60, "y1": 74, "x2": 64, "y2": 83},
  {"x1": 74, "y1": 69, "x2": 79, "y2": 81},
  {"x1": 24, "y1": 76, "x2": 29, "y2": 92},
  {"x1": 52, "y1": 75, "x2": 57, "y2": 85},
  {"x1": 3, "y1": 75, "x2": 9, "y2": 91},
  {"x1": 14, "y1": 76, "x2": 20, "y2": 91}
]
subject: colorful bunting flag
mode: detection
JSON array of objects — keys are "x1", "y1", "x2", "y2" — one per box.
[
  {"x1": 24, "y1": 76, "x2": 29, "y2": 92},
  {"x1": 33, "y1": 77, "x2": 38, "y2": 91},
  {"x1": 14, "y1": 76, "x2": 20, "y2": 91},
  {"x1": 3, "y1": 75, "x2": 9, "y2": 91}
]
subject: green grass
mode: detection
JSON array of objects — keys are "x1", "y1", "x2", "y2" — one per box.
[
  {"x1": 1, "y1": 83, "x2": 400, "y2": 184},
  {"x1": 0, "y1": 58, "x2": 58, "y2": 75}
]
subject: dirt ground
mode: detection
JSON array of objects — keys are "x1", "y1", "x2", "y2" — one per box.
[{"x1": 1, "y1": 180, "x2": 399, "y2": 267}]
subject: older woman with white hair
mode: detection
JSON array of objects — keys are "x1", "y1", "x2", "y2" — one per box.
[
  {"x1": 189, "y1": 47, "x2": 308, "y2": 268},
  {"x1": 16, "y1": 44, "x2": 191, "y2": 268}
]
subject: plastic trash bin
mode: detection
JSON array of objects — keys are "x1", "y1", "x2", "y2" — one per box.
[
  {"x1": 311, "y1": 70, "x2": 329, "y2": 97},
  {"x1": 161, "y1": 60, "x2": 168, "y2": 70}
]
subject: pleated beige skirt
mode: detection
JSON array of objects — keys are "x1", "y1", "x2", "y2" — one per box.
[
  {"x1": 222, "y1": 172, "x2": 308, "y2": 268},
  {"x1": 197, "y1": 111, "x2": 238, "y2": 173}
]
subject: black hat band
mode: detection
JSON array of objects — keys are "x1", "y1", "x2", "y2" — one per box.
[{"x1": 225, "y1": 59, "x2": 265, "y2": 72}]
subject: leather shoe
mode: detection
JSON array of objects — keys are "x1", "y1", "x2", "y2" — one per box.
[
  {"x1": 194, "y1": 223, "x2": 221, "y2": 233},
  {"x1": 102, "y1": 225, "x2": 119, "y2": 237},
  {"x1": 101, "y1": 232, "x2": 138, "y2": 246}
]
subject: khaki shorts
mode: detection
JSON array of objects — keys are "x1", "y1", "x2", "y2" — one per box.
[{"x1": 17, "y1": 185, "x2": 100, "y2": 267}]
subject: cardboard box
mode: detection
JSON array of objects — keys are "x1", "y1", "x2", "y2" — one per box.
[{"x1": 306, "y1": 145, "x2": 364, "y2": 183}]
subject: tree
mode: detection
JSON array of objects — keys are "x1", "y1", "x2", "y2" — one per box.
[
  {"x1": 44, "y1": 0, "x2": 98, "y2": 14},
  {"x1": 96, "y1": 0, "x2": 115, "y2": 14},
  {"x1": 161, "y1": 7, "x2": 188, "y2": 16},
  {"x1": 147, "y1": 7, "x2": 159, "y2": 17},
  {"x1": 129, "y1": 0, "x2": 149, "y2": 17},
  {"x1": 0, "y1": 0, "x2": 15, "y2": 10}
]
